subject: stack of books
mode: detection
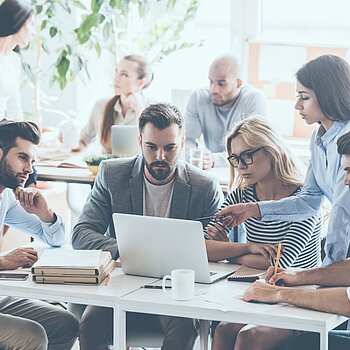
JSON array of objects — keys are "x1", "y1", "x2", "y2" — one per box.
[{"x1": 32, "y1": 249, "x2": 116, "y2": 285}]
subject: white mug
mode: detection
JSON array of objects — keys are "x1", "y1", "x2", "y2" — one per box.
[
  {"x1": 61, "y1": 126, "x2": 79, "y2": 149},
  {"x1": 162, "y1": 269, "x2": 195, "y2": 301}
]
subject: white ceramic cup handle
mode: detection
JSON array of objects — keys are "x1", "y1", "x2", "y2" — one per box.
[{"x1": 162, "y1": 275, "x2": 172, "y2": 295}]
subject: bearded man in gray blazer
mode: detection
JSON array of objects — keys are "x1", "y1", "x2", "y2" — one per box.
[{"x1": 72, "y1": 102, "x2": 223, "y2": 350}]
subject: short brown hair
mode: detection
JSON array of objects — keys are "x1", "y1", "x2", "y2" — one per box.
[
  {"x1": 337, "y1": 131, "x2": 350, "y2": 156},
  {"x1": 138, "y1": 103, "x2": 183, "y2": 132},
  {"x1": 0, "y1": 119, "x2": 41, "y2": 155}
]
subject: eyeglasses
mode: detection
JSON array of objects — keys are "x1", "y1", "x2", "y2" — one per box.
[{"x1": 227, "y1": 147, "x2": 263, "y2": 167}]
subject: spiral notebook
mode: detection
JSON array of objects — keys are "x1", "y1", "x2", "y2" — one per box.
[{"x1": 227, "y1": 265, "x2": 266, "y2": 282}]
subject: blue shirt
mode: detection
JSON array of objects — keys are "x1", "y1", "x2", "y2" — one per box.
[
  {"x1": 185, "y1": 85, "x2": 268, "y2": 167},
  {"x1": 259, "y1": 121, "x2": 350, "y2": 265},
  {"x1": 0, "y1": 188, "x2": 66, "y2": 247}
]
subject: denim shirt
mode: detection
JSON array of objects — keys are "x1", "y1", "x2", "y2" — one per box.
[
  {"x1": 259, "y1": 121, "x2": 350, "y2": 265},
  {"x1": 0, "y1": 188, "x2": 66, "y2": 247}
]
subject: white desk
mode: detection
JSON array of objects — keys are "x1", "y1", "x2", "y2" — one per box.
[
  {"x1": 1, "y1": 267, "x2": 345, "y2": 350},
  {"x1": 117, "y1": 279, "x2": 347, "y2": 350},
  {"x1": 0, "y1": 268, "x2": 158, "y2": 349},
  {"x1": 36, "y1": 166, "x2": 95, "y2": 186},
  {"x1": 37, "y1": 165, "x2": 230, "y2": 191}
]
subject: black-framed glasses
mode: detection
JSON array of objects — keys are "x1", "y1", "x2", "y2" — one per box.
[{"x1": 227, "y1": 147, "x2": 263, "y2": 167}]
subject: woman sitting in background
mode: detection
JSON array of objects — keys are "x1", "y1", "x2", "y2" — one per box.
[
  {"x1": 205, "y1": 116, "x2": 322, "y2": 350},
  {"x1": 73, "y1": 54, "x2": 153, "y2": 153}
]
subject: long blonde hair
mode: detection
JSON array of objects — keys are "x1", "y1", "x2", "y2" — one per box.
[{"x1": 226, "y1": 116, "x2": 305, "y2": 191}]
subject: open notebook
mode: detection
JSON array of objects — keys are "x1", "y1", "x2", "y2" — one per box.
[{"x1": 227, "y1": 265, "x2": 266, "y2": 282}]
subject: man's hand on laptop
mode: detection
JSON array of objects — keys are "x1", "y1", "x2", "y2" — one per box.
[
  {"x1": 0, "y1": 247, "x2": 38, "y2": 270},
  {"x1": 13, "y1": 187, "x2": 56, "y2": 223}
]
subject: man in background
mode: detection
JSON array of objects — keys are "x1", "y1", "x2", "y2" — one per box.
[{"x1": 185, "y1": 54, "x2": 268, "y2": 168}]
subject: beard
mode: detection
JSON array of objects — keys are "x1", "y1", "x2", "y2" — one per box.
[
  {"x1": 0, "y1": 157, "x2": 26, "y2": 189},
  {"x1": 144, "y1": 160, "x2": 176, "y2": 181}
]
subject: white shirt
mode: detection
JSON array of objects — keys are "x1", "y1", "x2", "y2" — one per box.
[
  {"x1": 143, "y1": 177, "x2": 175, "y2": 218},
  {"x1": 0, "y1": 51, "x2": 23, "y2": 120}
]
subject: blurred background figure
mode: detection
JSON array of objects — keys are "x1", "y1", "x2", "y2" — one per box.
[{"x1": 72, "y1": 54, "x2": 153, "y2": 154}]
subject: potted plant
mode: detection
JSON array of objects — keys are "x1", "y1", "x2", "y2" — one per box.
[{"x1": 83, "y1": 154, "x2": 117, "y2": 175}]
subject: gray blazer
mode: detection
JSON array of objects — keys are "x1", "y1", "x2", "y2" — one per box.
[{"x1": 72, "y1": 155, "x2": 223, "y2": 259}]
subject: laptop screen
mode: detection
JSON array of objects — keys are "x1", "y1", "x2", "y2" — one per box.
[{"x1": 111, "y1": 125, "x2": 140, "y2": 157}]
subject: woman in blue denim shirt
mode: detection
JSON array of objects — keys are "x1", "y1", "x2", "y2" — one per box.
[{"x1": 218, "y1": 54, "x2": 350, "y2": 266}]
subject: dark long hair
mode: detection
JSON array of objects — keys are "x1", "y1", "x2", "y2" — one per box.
[
  {"x1": 296, "y1": 55, "x2": 350, "y2": 122},
  {"x1": 0, "y1": 0, "x2": 33, "y2": 37},
  {"x1": 0, "y1": 0, "x2": 33, "y2": 53},
  {"x1": 100, "y1": 55, "x2": 153, "y2": 148}
]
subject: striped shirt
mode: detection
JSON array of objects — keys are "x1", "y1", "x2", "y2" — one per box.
[{"x1": 207, "y1": 185, "x2": 322, "y2": 269}]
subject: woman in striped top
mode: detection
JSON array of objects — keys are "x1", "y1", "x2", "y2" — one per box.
[{"x1": 207, "y1": 116, "x2": 322, "y2": 350}]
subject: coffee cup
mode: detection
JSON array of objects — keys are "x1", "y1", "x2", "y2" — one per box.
[{"x1": 162, "y1": 269, "x2": 195, "y2": 301}]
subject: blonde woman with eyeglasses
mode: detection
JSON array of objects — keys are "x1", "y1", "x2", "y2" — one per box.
[{"x1": 205, "y1": 116, "x2": 322, "y2": 350}]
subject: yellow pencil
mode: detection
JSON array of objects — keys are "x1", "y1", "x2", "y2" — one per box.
[
  {"x1": 104, "y1": 274, "x2": 111, "y2": 286},
  {"x1": 272, "y1": 242, "x2": 282, "y2": 286}
]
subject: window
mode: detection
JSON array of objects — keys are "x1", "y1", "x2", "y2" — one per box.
[{"x1": 261, "y1": 0, "x2": 350, "y2": 46}]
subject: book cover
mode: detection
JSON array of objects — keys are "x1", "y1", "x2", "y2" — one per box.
[
  {"x1": 33, "y1": 260, "x2": 116, "y2": 285},
  {"x1": 32, "y1": 250, "x2": 112, "y2": 276}
]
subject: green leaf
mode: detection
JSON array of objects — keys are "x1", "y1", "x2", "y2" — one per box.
[
  {"x1": 41, "y1": 42, "x2": 50, "y2": 54},
  {"x1": 35, "y1": 5, "x2": 43, "y2": 14},
  {"x1": 58, "y1": 2, "x2": 71, "y2": 13},
  {"x1": 59, "y1": 76, "x2": 67, "y2": 90},
  {"x1": 109, "y1": 0, "x2": 121, "y2": 9},
  {"x1": 73, "y1": 0, "x2": 87, "y2": 10},
  {"x1": 97, "y1": 14, "x2": 105, "y2": 24},
  {"x1": 40, "y1": 20, "x2": 48, "y2": 31},
  {"x1": 21, "y1": 62, "x2": 34, "y2": 83},
  {"x1": 95, "y1": 42, "x2": 101, "y2": 56},
  {"x1": 77, "y1": 32, "x2": 91, "y2": 45},
  {"x1": 103, "y1": 22, "x2": 111, "y2": 40},
  {"x1": 79, "y1": 14, "x2": 98, "y2": 34},
  {"x1": 91, "y1": 0, "x2": 103, "y2": 13},
  {"x1": 57, "y1": 55, "x2": 70, "y2": 78},
  {"x1": 49, "y1": 27, "x2": 58, "y2": 38}
]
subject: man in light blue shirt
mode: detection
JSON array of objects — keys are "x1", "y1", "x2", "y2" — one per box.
[
  {"x1": 0, "y1": 120, "x2": 78, "y2": 349},
  {"x1": 185, "y1": 55, "x2": 268, "y2": 169}
]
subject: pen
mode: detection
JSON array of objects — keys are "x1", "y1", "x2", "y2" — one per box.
[
  {"x1": 272, "y1": 242, "x2": 282, "y2": 286},
  {"x1": 142, "y1": 285, "x2": 171, "y2": 289},
  {"x1": 193, "y1": 216, "x2": 224, "y2": 223}
]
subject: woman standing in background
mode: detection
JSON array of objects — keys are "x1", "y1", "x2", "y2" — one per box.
[
  {"x1": 0, "y1": 0, "x2": 33, "y2": 121},
  {"x1": 73, "y1": 54, "x2": 153, "y2": 153}
]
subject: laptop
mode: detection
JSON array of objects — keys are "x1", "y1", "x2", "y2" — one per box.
[
  {"x1": 111, "y1": 125, "x2": 140, "y2": 157},
  {"x1": 113, "y1": 213, "x2": 237, "y2": 284}
]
